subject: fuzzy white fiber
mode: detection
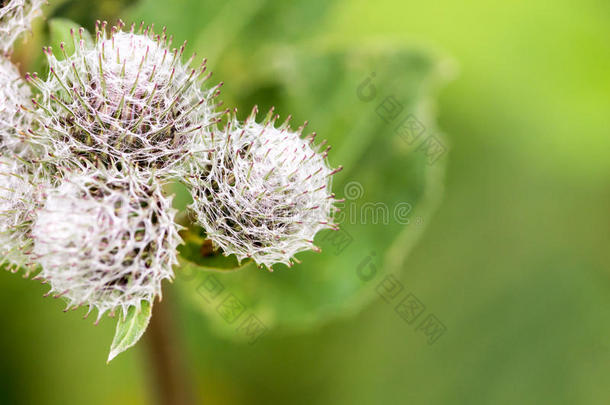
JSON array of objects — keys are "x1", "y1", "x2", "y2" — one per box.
[
  {"x1": 29, "y1": 21, "x2": 220, "y2": 175},
  {"x1": 188, "y1": 110, "x2": 340, "y2": 269},
  {"x1": 0, "y1": 0, "x2": 45, "y2": 53},
  {"x1": 0, "y1": 56, "x2": 33, "y2": 153},
  {"x1": 32, "y1": 168, "x2": 182, "y2": 319},
  {"x1": 0, "y1": 154, "x2": 42, "y2": 270}
]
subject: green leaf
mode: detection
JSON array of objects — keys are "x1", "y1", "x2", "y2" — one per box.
[
  {"x1": 107, "y1": 301, "x2": 152, "y2": 363},
  {"x1": 48, "y1": 18, "x2": 92, "y2": 57},
  {"x1": 176, "y1": 43, "x2": 451, "y2": 340},
  {"x1": 126, "y1": 0, "x2": 335, "y2": 66}
]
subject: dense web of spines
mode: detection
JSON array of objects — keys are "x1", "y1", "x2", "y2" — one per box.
[
  {"x1": 32, "y1": 168, "x2": 181, "y2": 320},
  {"x1": 187, "y1": 108, "x2": 341, "y2": 269},
  {"x1": 0, "y1": 0, "x2": 45, "y2": 54},
  {"x1": 27, "y1": 20, "x2": 221, "y2": 174},
  {"x1": 1, "y1": 16, "x2": 341, "y2": 327},
  {"x1": 0, "y1": 154, "x2": 45, "y2": 272},
  {"x1": 0, "y1": 56, "x2": 33, "y2": 153}
]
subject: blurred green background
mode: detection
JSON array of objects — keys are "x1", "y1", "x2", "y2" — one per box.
[{"x1": 2, "y1": 0, "x2": 609, "y2": 404}]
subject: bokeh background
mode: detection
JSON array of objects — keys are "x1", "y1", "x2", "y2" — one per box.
[{"x1": 1, "y1": 0, "x2": 609, "y2": 404}]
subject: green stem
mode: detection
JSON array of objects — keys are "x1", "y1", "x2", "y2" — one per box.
[{"x1": 144, "y1": 290, "x2": 198, "y2": 405}]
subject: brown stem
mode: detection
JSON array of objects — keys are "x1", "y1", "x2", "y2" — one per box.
[{"x1": 144, "y1": 290, "x2": 199, "y2": 405}]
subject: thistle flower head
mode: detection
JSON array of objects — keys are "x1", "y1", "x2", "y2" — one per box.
[
  {"x1": 0, "y1": 56, "x2": 33, "y2": 153},
  {"x1": 0, "y1": 153, "x2": 45, "y2": 271},
  {"x1": 28, "y1": 20, "x2": 220, "y2": 174},
  {"x1": 32, "y1": 167, "x2": 182, "y2": 320},
  {"x1": 0, "y1": 0, "x2": 45, "y2": 53},
  {"x1": 187, "y1": 108, "x2": 341, "y2": 269}
]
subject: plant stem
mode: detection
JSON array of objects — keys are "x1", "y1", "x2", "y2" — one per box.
[{"x1": 145, "y1": 290, "x2": 198, "y2": 405}]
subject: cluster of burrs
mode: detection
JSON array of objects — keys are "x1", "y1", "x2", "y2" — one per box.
[{"x1": 1, "y1": 10, "x2": 341, "y2": 322}]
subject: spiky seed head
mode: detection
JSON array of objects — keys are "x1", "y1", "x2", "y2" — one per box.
[
  {"x1": 0, "y1": 56, "x2": 34, "y2": 154},
  {"x1": 187, "y1": 108, "x2": 340, "y2": 269},
  {"x1": 0, "y1": 0, "x2": 45, "y2": 54},
  {"x1": 0, "y1": 153, "x2": 46, "y2": 271},
  {"x1": 32, "y1": 167, "x2": 182, "y2": 320},
  {"x1": 28, "y1": 20, "x2": 220, "y2": 175}
]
